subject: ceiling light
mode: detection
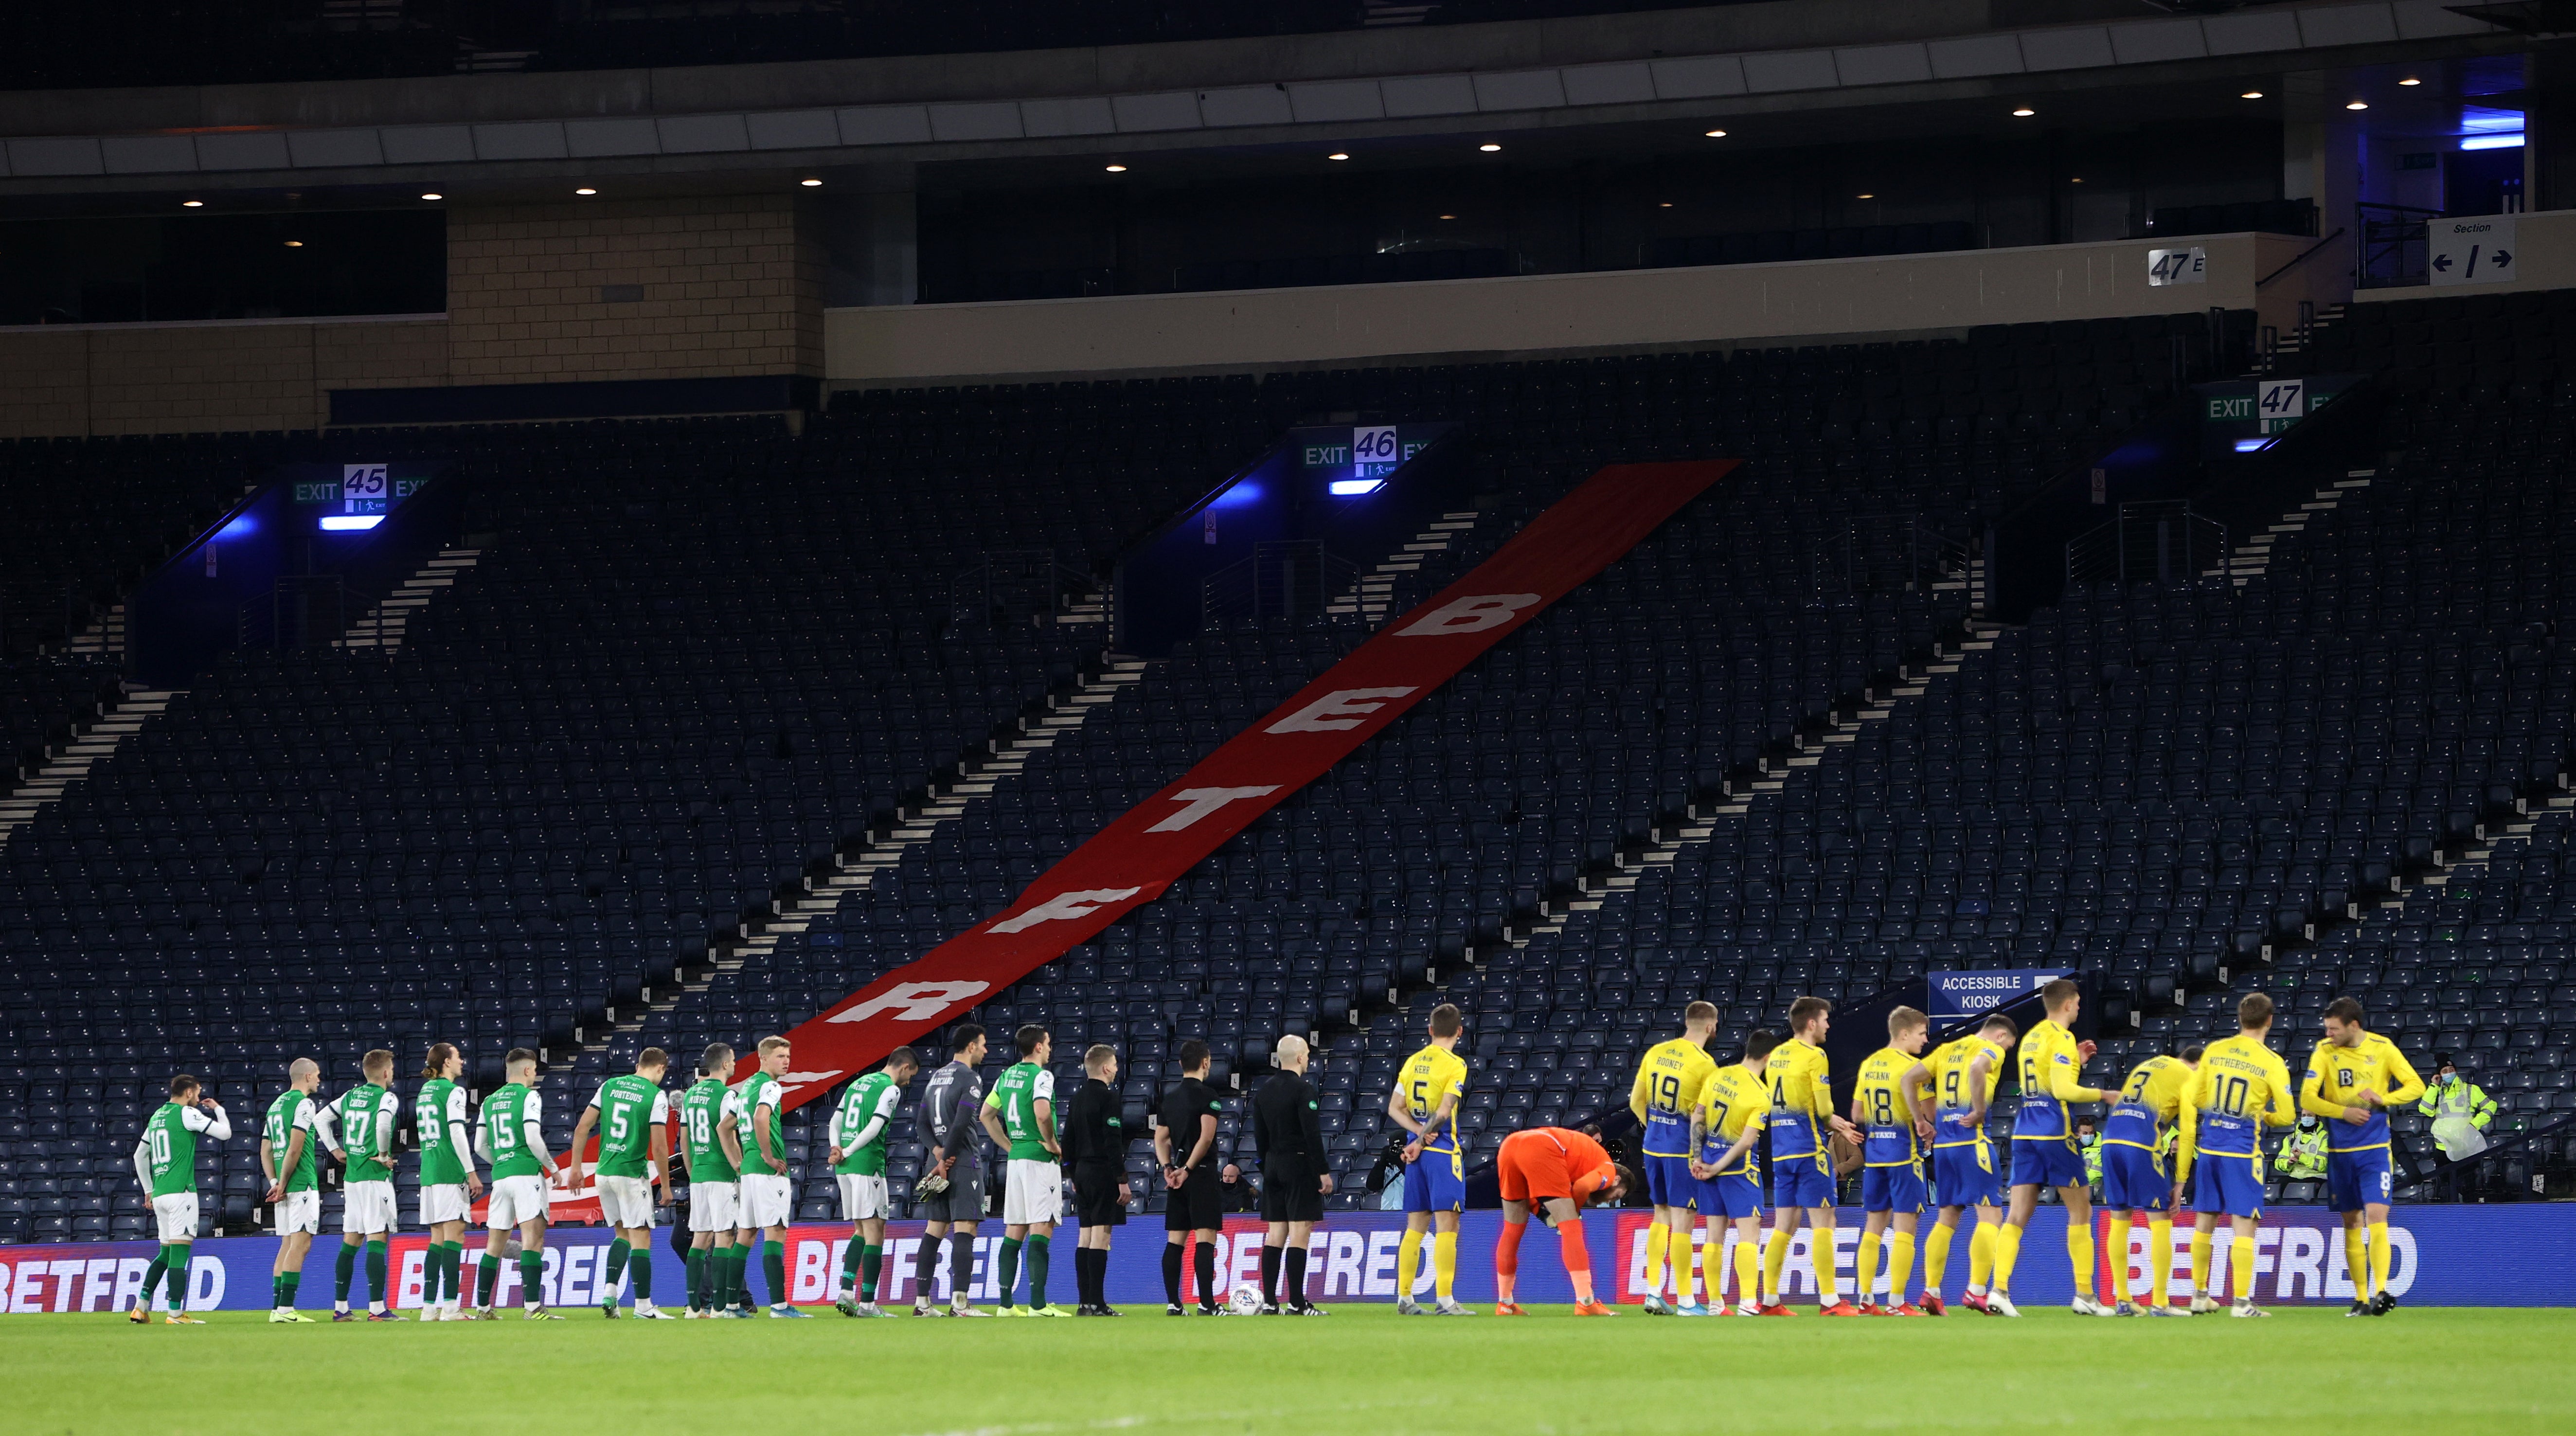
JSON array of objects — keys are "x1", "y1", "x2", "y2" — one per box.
[
  {"x1": 1328, "y1": 152, "x2": 1350, "y2": 161},
  {"x1": 419, "y1": 192, "x2": 442, "y2": 201},
  {"x1": 1438, "y1": 214, "x2": 1456, "y2": 220},
  {"x1": 1857, "y1": 193, "x2": 1874, "y2": 199},
  {"x1": 575, "y1": 187, "x2": 597, "y2": 195},
  {"x1": 1478, "y1": 143, "x2": 1502, "y2": 152},
  {"x1": 2241, "y1": 91, "x2": 2264, "y2": 100},
  {"x1": 1658, "y1": 201, "x2": 1673, "y2": 208},
  {"x1": 2070, "y1": 178, "x2": 2084, "y2": 184},
  {"x1": 2399, "y1": 77, "x2": 2422, "y2": 86},
  {"x1": 1704, "y1": 128, "x2": 1727, "y2": 138},
  {"x1": 283, "y1": 240, "x2": 304, "y2": 248},
  {"x1": 1104, "y1": 163, "x2": 1127, "y2": 173},
  {"x1": 2346, "y1": 101, "x2": 2368, "y2": 110},
  {"x1": 800, "y1": 178, "x2": 822, "y2": 187},
  {"x1": 2012, "y1": 107, "x2": 2036, "y2": 117},
  {"x1": 181, "y1": 199, "x2": 203, "y2": 208}
]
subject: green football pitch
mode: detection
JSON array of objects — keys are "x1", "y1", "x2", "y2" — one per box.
[{"x1": 11, "y1": 1307, "x2": 2573, "y2": 1435}]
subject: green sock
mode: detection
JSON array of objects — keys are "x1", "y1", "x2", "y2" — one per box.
[
  {"x1": 168, "y1": 1247, "x2": 191, "y2": 1310},
  {"x1": 763, "y1": 1245, "x2": 787, "y2": 1309},
  {"x1": 733, "y1": 1247, "x2": 753, "y2": 1308},
  {"x1": 477, "y1": 1254, "x2": 501, "y2": 1308},
  {"x1": 519, "y1": 1251, "x2": 546, "y2": 1308},
  {"x1": 997, "y1": 1237, "x2": 1023, "y2": 1309},
  {"x1": 285, "y1": 1268, "x2": 302, "y2": 1307},
  {"x1": 142, "y1": 1249, "x2": 169, "y2": 1309},
  {"x1": 629, "y1": 1250, "x2": 652, "y2": 1305},
  {"x1": 365, "y1": 1240, "x2": 388, "y2": 1308},
  {"x1": 686, "y1": 1247, "x2": 706, "y2": 1309},
  {"x1": 440, "y1": 1242, "x2": 462, "y2": 1304},
  {"x1": 335, "y1": 1242, "x2": 358, "y2": 1305},
  {"x1": 716, "y1": 1248, "x2": 739, "y2": 1309},
  {"x1": 840, "y1": 1239, "x2": 864, "y2": 1293},
  {"x1": 272, "y1": 1274, "x2": 286, "y2": 1308},
  {"x1": 1026, "y1": 1235, "x2": 1050, "y2": 1308},
  {"x1": 861, "y1": 1245, "x2": 883, "y2": 1303},
  {"x1": 605, "y1": 1239, "x2": 631, "y2": 1301}
]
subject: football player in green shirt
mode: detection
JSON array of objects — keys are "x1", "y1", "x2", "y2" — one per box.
[
  {"x1": 734, "y1": 1035, "x2": 806, "y2": 1317},
  {"x1": 414, "y1": 1042, "x2": 481, "y2": 1321},
  {"x1": 565, "y1": 1047, "x2": 676, "y2": 1318},
  {"x1": 981, "y1": 1025, "x2": 1066, "y2": 1317},
  {"x1": 260, "y1": 1058, "x2": 333, "y2": 1322},
  {"x1": 830, "y1": 1046, "x2": 920, "y2": 1317},
  {"x1": 326, "y1": 1049, "x2": 403, "y2": 1321},
  {"x1": 679, "y1": 1043, "x2": 746, "y2": 1317},
  {"x1": 131, "y1": 1074, "x2": 230, "y2": 1324},
  {"x1": 472, "y1": 1048, "x2": 565, "y2": 1319}
]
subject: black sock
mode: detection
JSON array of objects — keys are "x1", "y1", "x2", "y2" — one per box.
[
  {"x1": 1163, "y1": 1243, "x2": 1183, "y2": 1307},
  {"x1": 1283, "y1": 1244, "x2": 1309, "y2": 1308},
  {"x1": 914, "y1": 1232, "x2": 943, "y2": 1302},
  {"x1": 1193, "y1": 1239, "x2": 1217, "y2": 1309},
  {"x1": 948, "y1": 1231, "x2": 976, "y2": 1305},
  {"x1": 1086, "y1": 1247, "x2": 1109, "y2": 1308},
  {"x1": 1260, "y1": 1244, "x2": 1282, "y2": 1307}
]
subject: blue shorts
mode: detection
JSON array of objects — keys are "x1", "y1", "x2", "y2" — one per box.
[
  {"x1": 1770, "y1": 1150, "x2": 1834, "y2": 1210},
  {"x1": 2326, "y1": 1148, "x2": 2393, "y2": 1213},
  {"x1": 1933, "y1": 1142, "x2": 2002, "y2": 1210},
  {"x1": 2100, "y1": 1144, "x2": 2172, "y2": 1213},
  {"x1": 1696, "y1": 1168, "x2": 1763, "y2": 1221},
  {"x1": 2193, "y1": 1153, "x2": 2265, "y2": 1219},
  {"x1": 1402, "y1": 1147, "x2": 1464, "y2": 1214},
  {"x1": 1643, "y1": 1153, "x2": 1696, "y2": 1209},
  {"x1": 1861, "y1": 1162, "x2": 1927, "y2": 1214},
  {"x1": 2011, "y1": 1137, "x2": 2085, "y2": 1189}
]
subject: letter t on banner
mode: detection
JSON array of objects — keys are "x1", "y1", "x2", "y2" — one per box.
[{"x1": 769, "y1": 460, "x2": 1736, "y2": 1107}]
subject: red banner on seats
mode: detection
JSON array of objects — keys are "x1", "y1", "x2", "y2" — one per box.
[{"x1": 770, "y1": 460, "x2": 1735, "y2": 1108}]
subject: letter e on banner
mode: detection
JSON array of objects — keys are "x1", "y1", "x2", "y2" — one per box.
[
  {"x1": 1393, "y1": 592, "x2": 1540, "y2": 637},
  {"x1": 1266, "y1": 687, "x2": 1418, "y2": 734}
]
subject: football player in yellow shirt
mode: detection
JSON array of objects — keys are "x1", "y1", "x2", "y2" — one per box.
[
  {"x1": 2177, "y1": 993, "x2": 2299, "y2": 1316},
  {"x1": 1689, "y1": 1028, "x2": 1777, "y2": 1315},
  {"x1": 2302, "y1": 996, "x2": 2426, "y2": 1317},
  {"x1": 1628, "y1": 1002, "x2": 1719, "y2": 1315},
  {"x1": 1761, "y1": 997, "x2": 1863, "y2": 1315},
  {"x1": 1386, "y1": 1003, "x2": 1472, "y2": 1316},
  {"x1": 1923, "y1": 1013, "x2": 2014, "y2": 1315},
  {"x1": 1993, "y1": 978, "x2": 2116, "y2": 1317},
  {"x1": 1849, "y1": 1007, "x2": 1937, "y2": 1315},
  {"x1": 2098, "y1": 1044, "x2": 2199, "y2": 1315}
]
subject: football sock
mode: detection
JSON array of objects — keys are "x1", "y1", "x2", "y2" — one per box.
[
  {"x1": 519, "y1": 1251, "x2": 545, "y2": 1308},
  {"x1": 272, "y1": 1274, "x2": 288, "y2": 1309},
  {"x1": 1669, "y1": 1225, "x2": 1696, "y2": 1305},
  {"x1": 1922, "y1": 1222, "x2": 1953, "y2": 1296},
  {"x1": 948, "y1": 1231, "x2": 975, "y2": 1306},
  {"x1": 629, "y1": 1251, "x2": 652, "y2": 1306},
  {"x1": 1432, "y1": 1231, "x2": 1458, "y2": 1301},
  {"x1": 859, "y1": 1245, "x2": 882, "y2": 1303},
  {"x1": 1396, "y1": 1228, "x2": 1424, "y2": 1301},
  {"x1": 2189, "y1": 1228, "x2": 2213, "y2": 1295},
  {"x1": 1076, "y1": 1247, "x2": 1101, "y2": 1308},
  {"x1": 2147, "y1": 1220, "x2": 2174, "y2": 1307},
  {"x1": 737, "y1": 1236, "x2": 760, "y2": 1305},
  {"x1": 1493, "y1": 1219, "x2": 1526, "y2": 1297},
  {"x1": 1887, "y1": 1230, "x2": 1916, "y2": 1307},
  {"x1": 1282, "y1": 1244, "x2": 1308, "y2": 1308},
  {"x1": 1855, "y1": 1231, "x2": 1881, "y2": 1304},
  {"x1": 2107, "y1": 1217, "x2": 2132, "y2": 1302},
  {"x1": 420, "y1": 1247, "x2": 441, "y2": 1308},
  {"x1": 1732, "y1": 1233, "x2": 1759, "y2": 1308},
  {"x1": 1161, "y1": 1242, "x2": 1184, "y2": 1307},
  {"x1": 995, "y1": 1237, "x2": 1022, "y2": 1308},
  {"x1": 477, "y1": 1254, "x2": 501, "y2": 1309},
  {"x1": 2368, "y1": 1221, "x2": 2391, "y2": 1300},
  {"x1": 1642, "y1": 1221, "x2": 1668, "y2": 1299},
  {"x1": 365, "y1": 1239, "x2": 387, "y2": 1310},
  {"x1": 1560, "y1": 1222, "x2": 1595, "y2": 1305},
  {"x1": 1968, "y1": 1221, "x2": 1995, "y2": 1292},
  {"x1": 1260, "y1": 1243, "x2": 1282, "y2": 1306},
  {"x1": 2231, "y1": 1234, "x2": 2257, "y2": 1302},
  {"x1": 1812, "y1": 1233, "x2": 1839, "y2": 1307},
  {"x1": 1760, "y1": 1227, "x2": 1791, "y2": 1305},
  {"x1": 1025, "y1": 1235, "x2": 1050, "y2": 1307},
  {"x1": 143, "y1": 1248, "x2": 169, "y2": 1309},
  {"x1": 914, "y1": 1232, "x2": 942, "y2": 1302},
  {"x1": 2343, "y1": 1227, "x2": 2368, "y2": 1297},
  {"x1": 335, "y1": 1242, "x2": 358, "y2": 1306},
  {"x1": 839, "y1": 1238, "x2": 863, "y2": 1293},
  {"x1": 685, "y1": 1247, "x2": 706, "y2": 1309},
  {"x1": 607, "y1": 1239, "x2": 633, "y2": 1297},
  {"x1": 763, "y1": 1245, "x2": 787, "y2": 1309},
  {"x1": 1192, "y1": 1239, "x2": 1217, "y2": 1309},
  {"x1": 717, "y1": 1249, "x2": 739, "y2": 1309},
  {"x1": 167, "y1": 1246, "x2": 191, "y2": 1310},
  {"x1": 440, "y1": 1242, "x2": 462, "y2": 1307},
  {"x1": 1989, "y1": 1222, "x2": 2023, "y2": 1294},
  {"x1": 2066, "y1": 1223, "x2": 2095, "y2": 1299}
]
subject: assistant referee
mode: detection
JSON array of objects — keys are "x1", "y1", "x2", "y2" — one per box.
[
  {"x1": 1058, "y1": 1043, "x2": 1130, "y2": 1315},
  {"x1": 1252, "y1": 1034, "x2": 1333, "y2": 1315}
]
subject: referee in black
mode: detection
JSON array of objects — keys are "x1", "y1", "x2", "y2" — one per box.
[
  {"x1": 1155, "y1": 1039, "x2": 1225, "y2": 1314},
  {"x1": 1252, "y1": 1033, "x2": 1333, "y2": 1315},
  {"x1": 1058, "y1": 1043, "x2": 1130, "y2": 1315}
]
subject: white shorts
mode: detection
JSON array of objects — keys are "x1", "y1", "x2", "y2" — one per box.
[
  {"x1": 275, "y1": 1189, "x2": 321, "y2": 1236},
  {"x1": 688, "y1": 1181, "x2": 740, "y2": 1233},
  {"x1": 486, "y1": 1173, "x2": 551, "y2": 1229},
  {"x1": 837, "y1": 1173, "x2": 891, "y2": 1221},
  {"x1": 737, "y1": 1173, "x2": 791, "y2": 1230},
  {"x1": 419, "y1": 1183, "x2": 470, "y2": 1227},
  {"x1": 343, "y1": 1180, "x2": 398, "y2": 1236},
  {"x1": 597, "y1": 1174, "x2": 658, "y2": 1230},
  {"x1": 1002, "y1": 1160, "x2": 1063, "y2": 1227},
  {"x1": 153, "y1": 1192, "x2": 201, "y2": 1243}
]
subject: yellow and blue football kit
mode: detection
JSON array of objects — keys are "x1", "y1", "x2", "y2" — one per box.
[
  {"x1": 1764, "y1": 1037, "x2": 1835, "y2": 1210},
  {"x1": 2010, "y1": 1017, "x2": 2108, "y2": 1189},
  {"x1": 1630, "y1": 1036, "x2": 1717, "y2": 1209},
  {"x1": 1854, "y1": 1045, "x2": 1929, "y2": 1215},
  {"x1": 1396, "y1": 1042, "x2": 1468, "y2": 1213},
  {"x1": 2301, "y1": 1032, "x2": 2424, "y2": 1213},
  {"x1": 1694, "y1": 1062, "x2": 1767, "y2": 1220},
  {"x1": 2100, "y1": 1054, "x2": 2193, "y2": 1214},
  {"x1": 2179, "y1": 1033, "x2": 2296, "y2": 1219},
  {"x1": 1928, "y1": 1034, "x2": 2005, "y2": 1210}
]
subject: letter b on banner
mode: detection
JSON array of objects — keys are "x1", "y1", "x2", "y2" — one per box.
[{"x1": 1395, "y1": 593, "x2": 1540, "y2": 637}]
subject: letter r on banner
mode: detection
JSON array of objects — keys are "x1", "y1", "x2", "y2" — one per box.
[
  {"x1": 1266, "y1": 687, "x2": 1418, "y2": 733},
  {"x1": 828, "y1": 981, "x2": 994, "y2": 1024},
  {"x1": 1393, "y1": 592, "x2": 1541, "y2": 636},
  {"x1": 1145, "y1": 786, "x2": 1281, "y2": 832},
  {"x1": 988, "y1": 887, "x2": 1145, "y2": 934}
]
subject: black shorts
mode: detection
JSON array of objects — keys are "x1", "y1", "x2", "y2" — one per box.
[
  {"x1": 1072, "y1": 1165, "x2": 1127, "y2": 1227},
  {"x1": 1260, "y1": 1167, "x2": 1324, "y2": 1224},
  {"x1": 1165, "y1": 1166, "x2": 1223, "y2": 1232}
]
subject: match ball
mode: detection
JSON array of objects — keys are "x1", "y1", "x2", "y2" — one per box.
[{"x1": 1227, "y1": 1283, "x2": 1267, "y2": 1315}]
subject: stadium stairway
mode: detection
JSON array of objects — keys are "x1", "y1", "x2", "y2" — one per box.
[
  {"x1": 1324, "y1": 509, "x2": 1483, "y2": 625},
  {"x1": 0, "y1": 688, "x2": 179, "y2": 850},
  {"x1": 62, "y1": 603, "x2": 125, "y2": 658},
  {"x1": 332, "y1": 548, "x2": 481, "y2": 653}
]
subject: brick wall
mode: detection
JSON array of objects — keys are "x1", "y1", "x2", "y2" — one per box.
[
  {"x1": 0, "y1": 318, "x2": 450, "y2": 439},
  {"x1": 446, "y1": 194, "x2": 823, "y2": 383}
]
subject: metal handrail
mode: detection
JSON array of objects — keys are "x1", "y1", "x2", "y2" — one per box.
[{"x1": 2067, "y1": 501, "x2": 2229, "y2": 587}]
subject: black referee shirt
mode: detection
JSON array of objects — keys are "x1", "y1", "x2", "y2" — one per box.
[
  {"x1": 1251, "y1": 1071, "x2": 1325, "y2": 1172},
  {"x1": 1158, "y1": 1077, "x2": 1223, "y2": 1171},
  {"x1": 1058, "y1": 1077, "x2": 1127, "y2": 1169}
]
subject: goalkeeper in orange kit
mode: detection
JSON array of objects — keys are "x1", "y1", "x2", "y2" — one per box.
[{"x1": 1490, "y1": 1126, "x2": 1636, "y2": 1315}]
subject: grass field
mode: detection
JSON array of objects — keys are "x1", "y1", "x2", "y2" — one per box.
[{"x1": 13, "y1": 1306, "x2": 2573, "y2": 1435}]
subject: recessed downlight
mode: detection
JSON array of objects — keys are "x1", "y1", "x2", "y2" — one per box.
[
  {"x1": 1327, "y1": 152, "x2": 1350, "y2": 161},
  {"x1": 181, "y1": 199, "x2": 203, "y2": 208},
  {"x1": 2012, "y1": 107, "x2": 2036, "y2": 118},
  {"x1": 575, "y1": 187, "x2": 597, "y2": 195},
  {"x1": 1478, "y1": 143, "x2": 1502, "y2": 152},
  {"x1": 419, "y1": 192, "x2": 443, "y2": 201},
  {"x1": 1105, "y1": 163, "x2": 1127, "y2": 173}
]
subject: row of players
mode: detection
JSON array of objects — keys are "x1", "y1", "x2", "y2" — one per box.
[
  {"x1": 119, "y1": 982, "x2": 2419, "y2": 1321},
  {"x1": 1625, "y1": 980, "x2": 2426, "y2": 1318}
]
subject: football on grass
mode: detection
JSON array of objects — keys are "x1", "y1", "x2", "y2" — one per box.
[{"x1": 1228, "y1": 1284, "x2": 1266, "y2": 1315}]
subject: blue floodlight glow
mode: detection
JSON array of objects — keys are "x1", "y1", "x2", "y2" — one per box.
[
  {"x1": 319, "y1": 514, "x2": 385, "y2": 531},
  {"x1": 1328, "y1": 478, "x2": 1384, "y2": 496},
  {"x1": 2460, "y1": 133, "x2": 2525, "y2": 150},
  {"x1": 1207, "y1": 481, "x2": 1265, "y2": 509},
  {"x1": 216, "y1": 517, "x2": 258, "y2": 539},
  {"x1": 2234, "y1": 438, "x2": 2274, "y2": 453}
]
